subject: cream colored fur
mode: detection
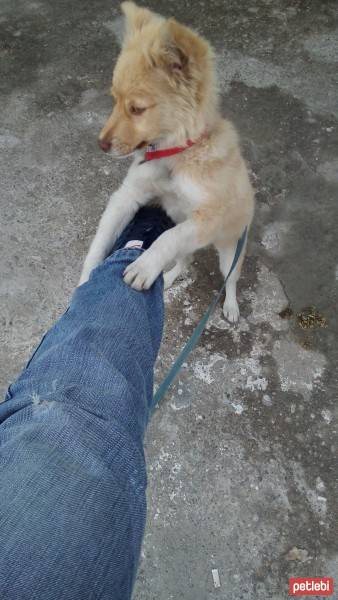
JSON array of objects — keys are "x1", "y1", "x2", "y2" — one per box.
[{"x1": 80, "y1": 1, "x2": 255, "y2": 322}]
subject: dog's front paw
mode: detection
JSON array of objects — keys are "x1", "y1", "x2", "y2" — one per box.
[
  {"x1": 223, "y1": 297, "x2": 240, "y2": 323},
  {"x1": 123, "y1": 253, "x2": 161, "y2": 290}
]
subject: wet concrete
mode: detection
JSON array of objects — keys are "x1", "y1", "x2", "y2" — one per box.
[{"x1": 0, "y1": 0, "x2": 337, "y2": 598}]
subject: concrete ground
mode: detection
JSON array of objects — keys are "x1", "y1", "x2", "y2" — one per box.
[{"x1": 1, "y1": 0, "x2": 337, "y2": 598}]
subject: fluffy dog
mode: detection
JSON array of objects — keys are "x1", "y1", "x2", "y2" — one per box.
[{"x1": 80, "y1": 1, "x2": 254, "y2": 322}]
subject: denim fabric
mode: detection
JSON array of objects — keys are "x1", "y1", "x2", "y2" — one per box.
[{"x1": 0, "y1": 249, "x2": 164, "y2": 600}]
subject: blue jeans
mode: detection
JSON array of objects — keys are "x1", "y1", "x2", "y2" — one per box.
[{"x1": 0, "y1": 248, "x2": 164, "y2": 600}]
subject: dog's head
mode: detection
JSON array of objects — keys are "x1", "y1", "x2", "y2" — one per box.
[{"x1": 99, "y1": 1, "x2": 217, "y2": 157}]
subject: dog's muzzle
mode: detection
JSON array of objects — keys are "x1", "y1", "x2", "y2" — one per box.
[{"x1": 98, "y1": 137, "x2": 136, "y2": 158}]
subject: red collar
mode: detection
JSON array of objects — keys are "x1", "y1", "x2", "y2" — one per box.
[{"x1": 142, "y1": 138, "x2": 196, "y2": 162}]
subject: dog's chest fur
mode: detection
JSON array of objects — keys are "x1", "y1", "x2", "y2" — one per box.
[{"x1": 146, "y1": 164, "x2": 206, "y2": 224}]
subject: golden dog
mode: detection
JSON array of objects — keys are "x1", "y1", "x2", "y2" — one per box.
[{"x1": 80, "y1": 1, "x2": 254, "y2": 322}]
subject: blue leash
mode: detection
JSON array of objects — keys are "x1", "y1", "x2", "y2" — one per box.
[{"x1": 153, "y1": 227, "x2": 248, "y2": 407}]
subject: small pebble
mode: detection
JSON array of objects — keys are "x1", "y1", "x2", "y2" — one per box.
[{"x1": 262, "y1": 394, "x2": 272, "y2": 406}]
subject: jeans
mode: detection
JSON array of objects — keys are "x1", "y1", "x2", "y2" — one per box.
[{"x1": 0, "y1": 248, "x2": 164, "y2": 600}]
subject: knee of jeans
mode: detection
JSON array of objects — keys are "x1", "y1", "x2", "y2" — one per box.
[{"x1": 30, "y1": 392, "x2": 56, "y2": 409}]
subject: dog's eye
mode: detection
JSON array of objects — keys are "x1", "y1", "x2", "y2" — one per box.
[{"x1": 130, "y1": 105, "x2": 146, "y2": 116}]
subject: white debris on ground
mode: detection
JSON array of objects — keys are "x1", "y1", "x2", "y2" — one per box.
[
  {"x1": 261, "y1": 221, "x2": 290, "y2": 255},
  {"x1": 211, "y1": 568, "x2": 221, "y2": 588},
  {"x1": 273, "y1": 339, "x2": 326, "y2": 400},
  {"x1": 192, "y1": 354, "x2": 225, "y2": 385},
  {"x1": 161, "y1": 256, "x2": 327, "y2": 422},
  {"x1": 243, "y1": 264, "x2": 289, "y2": 331}
]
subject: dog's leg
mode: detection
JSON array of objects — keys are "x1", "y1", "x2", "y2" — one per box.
[
  {"x1": 217, "y1": 239, "x2": 246, "y2": 323},
  {"x1": 163, "y1": 256, "x2": 192, "y2": 289},
  {"x1": 79, "y1": 192, "x2": 139, "y2": 285},
  {"x1": 122, "y1": 214, "x2": 247, "y2": 323},
  {"x1": 123, "y1": 220, "x2": 202, "y2": 290},
  {"x1": 79, "y1": 177, "x2": 151, "y2": 285}
]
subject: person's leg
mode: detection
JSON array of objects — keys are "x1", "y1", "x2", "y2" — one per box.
[{"x1": 0, "y1": 208, "x2": 171, "y2": 600}]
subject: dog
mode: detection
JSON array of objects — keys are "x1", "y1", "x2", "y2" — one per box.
[{"x1": 79, "y1": 1, "x2": 254, "y2": 322}]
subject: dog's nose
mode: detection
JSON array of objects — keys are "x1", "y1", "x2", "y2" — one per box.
[{"x1": 98, "y1": 139, "x2": 111, "y2": 152}]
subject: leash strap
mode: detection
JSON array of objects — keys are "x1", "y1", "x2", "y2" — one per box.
[{"x1": 152, "y1": 227, "x2": 248, "y2": 408}]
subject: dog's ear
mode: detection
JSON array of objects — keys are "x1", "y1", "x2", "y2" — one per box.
[
  {"x1": 121, "y1": 2, "x2": 154, "y2": 37},
  {"x1": 152, "y1": 19, "x2": 208, "y2": 82}
]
